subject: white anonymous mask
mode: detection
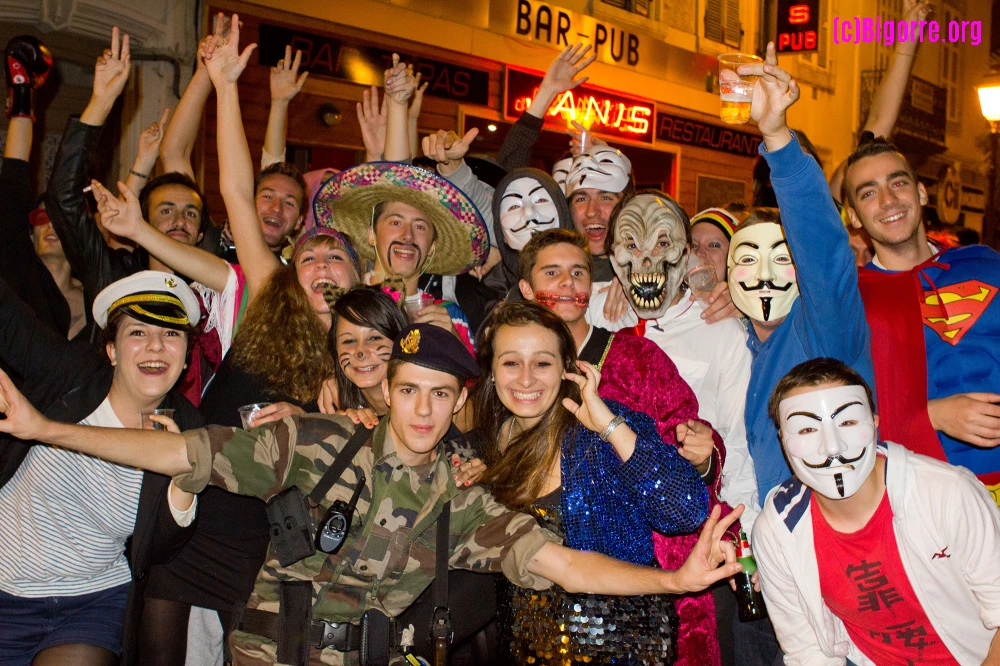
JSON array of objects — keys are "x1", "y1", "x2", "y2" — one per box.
[
  {"x1": 498, "y1": 177, "x2": 560, "y2": 251},
  {"x1": 565, "y1": 147, "x2": 632, "y2": 196},
  {"x1": 552, "y1": 157, "x2": 573, "y2": 195},
  {"x1": 727, "y1": 222, "x2": 799, "y2": 323},
  {"x1": 779, "y1": 385, "x2": 877, "y2": 500}
]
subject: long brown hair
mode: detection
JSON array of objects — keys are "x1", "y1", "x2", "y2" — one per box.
[
  {"x1": 229, "y1": 236, "x2": 355, "y2": 402},
  {"x1": 472, "y1": 302, "x2": 581, "y2": 511}
]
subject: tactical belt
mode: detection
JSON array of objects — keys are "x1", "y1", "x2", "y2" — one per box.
[{"x1": 239, "y1": 606, "x2": 366, "y2": 652}]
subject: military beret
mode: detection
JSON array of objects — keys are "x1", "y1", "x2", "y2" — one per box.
[{"x1": 390, "y1": 324, "x2": 480, "y2": 381}]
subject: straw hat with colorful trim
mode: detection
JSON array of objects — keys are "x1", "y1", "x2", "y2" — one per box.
[{"x1": 313, "y1": 161, "x2": 489, "y2": 276}]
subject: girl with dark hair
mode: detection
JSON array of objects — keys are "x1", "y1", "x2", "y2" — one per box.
[
  {"x1": 472, "y1": 301, "x2": 711, "y2": 665},
  {"x1": 0, "y1": 271, "x2": 203, "y2": 666},
  {"x1": 326, "y1": 286, "x2": 408, "y2": 416}
]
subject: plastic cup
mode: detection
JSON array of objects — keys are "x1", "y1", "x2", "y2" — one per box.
[
  {"x1": 139, "y1": 408, "x2": 176, "y2": 431},
  {"x1": 687, "y1": 264, "x2": 719, "y2": 303},
  {"x1": 718, "y1": 53, "x2": 763, "y2": 125},
  {"x1": 403, "y1": 293, "x2": 436, "y2": 320},
  {"x1": 238, "y1": 403, "x2": 272, "y2": 429}
]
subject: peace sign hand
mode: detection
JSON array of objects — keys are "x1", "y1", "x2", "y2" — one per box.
[
  {"x1": 201, "y1": 13, "x2": 257, "y2": 88},
  {"x1": 561, "y1": 360, "x2": 615, "y2": 435}
]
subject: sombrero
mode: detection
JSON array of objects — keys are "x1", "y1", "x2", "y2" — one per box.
[{"x1": 313, "y1": 162, "x2": 488, "y2": 276}]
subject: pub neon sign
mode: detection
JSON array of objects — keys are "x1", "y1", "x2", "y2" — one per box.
[{"x1": 505, "y1": 68, "x2": 654, "y2": 143}]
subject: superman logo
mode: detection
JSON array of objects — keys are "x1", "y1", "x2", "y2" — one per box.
[{"x1": 920, "y1": 279, "x2": 997, "y2": 345}]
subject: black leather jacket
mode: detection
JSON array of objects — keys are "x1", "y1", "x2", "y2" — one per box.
[{"x1": 44, "y1": 117, "x2": 148, "y2": 345}]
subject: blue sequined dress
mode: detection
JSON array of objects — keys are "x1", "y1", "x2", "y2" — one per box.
[{"x1": 493, "y1": 401, "x2": 709, "y2": 665}]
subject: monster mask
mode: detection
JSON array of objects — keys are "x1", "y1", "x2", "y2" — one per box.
[
  {"x1": 727, "y1": 222, "x2": 799, "y2": 323},
  {"x1": 779, "y1": 384, "x2": 878, "y2": 500},
  {"x1": 610, "y1": 193, "x2": 689, "y2": 319}
]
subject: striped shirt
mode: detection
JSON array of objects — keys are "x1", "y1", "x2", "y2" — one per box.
[{"x1": 0, "y1": 398, "x2": 142, "y2": 597}]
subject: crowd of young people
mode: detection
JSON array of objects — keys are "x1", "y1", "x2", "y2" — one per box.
[{"x1": 1, "y1": 3, "x2": 999, "y2": 664}]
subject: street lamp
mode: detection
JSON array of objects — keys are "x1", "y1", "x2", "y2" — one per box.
[{"x1": 978, "y1": 79, "x2": 1000, "y2": 248}]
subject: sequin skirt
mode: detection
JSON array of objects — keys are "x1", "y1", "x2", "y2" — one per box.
[{"x1": 495, "y1": 580, "x2": 679, "y2": 665}]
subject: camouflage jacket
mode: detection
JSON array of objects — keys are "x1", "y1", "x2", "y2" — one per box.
[{"x1": 176, "y1": 415, "x2": 556, "y2": 660}]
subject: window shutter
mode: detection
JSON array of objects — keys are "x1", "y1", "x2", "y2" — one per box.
[
  {"x1": 724, "y1": 0, "x2": 741, "y2": 47},
  {"x1": 704, "y1": 0, "x2": 724, "y2": 43}
]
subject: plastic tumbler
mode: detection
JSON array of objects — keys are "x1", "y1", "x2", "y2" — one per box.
[
  {"x1": 718, "y1": 53, "x2": 763, "y2": 125},
  {"x1": 687, "y1": 264, "x2": 719, "y2": 303},
  {"x1": 238, "y1": 403, "x2": 272, "y2": 429},
  {"x1": 139, "y1": 408, "x2": 176, "y2": 431}
]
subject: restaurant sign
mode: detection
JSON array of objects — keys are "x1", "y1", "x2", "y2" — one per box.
[
  {"x1": 656, "y1": 112, "x2": 762, "y2": 157},
  {"x1": 257, "y1": 23, "x2": 491, "y2": 106},
  {"x1": 505, "y1": 68, "x2": 654, "y2": 143}
]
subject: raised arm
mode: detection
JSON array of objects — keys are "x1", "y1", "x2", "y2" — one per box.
[
  {"x1": 496, "y1": 44, "x2": 595, "y2": 170},
  {"x1": 746, "y1": 43, "x2": 868, "y2": 359},
  {"x1": 829, "y1": 0, "x2": 929, "y2": 198},
  {"x1": 262, "y1": 45, "x2": 307, "y2": 167},
  {"x1": 203, "y1": 14, "x2": 278, "y2": 299},
  {"x1": 407, "y1": 73, "x2": 429, "y2": 159},
  {"x1": 91, "y1": 179, "x2": 230, "y2": 292},
  {"x1": 123, "y1": 108, "x2": 168, "y2": 195},
  {"x1": 383, "y1": 54, "x2": 415, "y2": 162},
  {"x1": 530, "y1": 504, "x2": 742, "y2": 595},
  {"x1": 159, "y1": 13, "x2": 229, "y2": 178},
  {"x1": 45, "y1": 28, "x2": 132, "y2": 311}
]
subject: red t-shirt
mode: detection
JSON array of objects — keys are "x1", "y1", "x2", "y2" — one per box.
[{"x1": 812, "y1": 487, "x2": 957, "y2": 665}]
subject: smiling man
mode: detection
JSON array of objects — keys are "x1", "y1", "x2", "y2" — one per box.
[
  {"x1": 253, "y1": 163, "x2": 307, "y2": 254},
  {"x1": 752, "y1": 357, "x2": 1000, "y2": 665},
  {"x1": 315, "y1": 162, "x2": 492, "y2": 354},
  {"x1": 0, "y1": 321, "x2": 744, "y2": 665},
  {"x1": 844, "y1": 137, "x2": 1000, "y2": 501}
]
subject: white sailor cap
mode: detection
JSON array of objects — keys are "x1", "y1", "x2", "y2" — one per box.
[{"x1": 93, "y1": 271, "x2": 201, "y2": 330}]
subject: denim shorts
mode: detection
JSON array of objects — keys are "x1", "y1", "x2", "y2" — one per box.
[{"x1": 0, "y1": 582, "x2": 129, "y2": 664}]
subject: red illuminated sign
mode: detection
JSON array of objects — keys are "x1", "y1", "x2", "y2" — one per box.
[
  {"x1": 776, "y1": 0, "x2": 819, "y2": 53},
  {"x1": 504, "y1": 68, "x2": 654, "y2": 143}
]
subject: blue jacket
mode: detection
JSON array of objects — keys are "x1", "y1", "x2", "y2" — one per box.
[
  {"x1": 561, "y1": 401, "x2": 708, "y2": 565},
  {"x1": 744, "y1": 134, "x2": 876, "y2": 502},
  {"x1": 867, "y1": 244, "x2": 1000, "y2": 476}
]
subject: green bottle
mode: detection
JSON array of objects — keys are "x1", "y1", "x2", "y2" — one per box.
[{"x1": 735, "y1": 529, "x2": 768, "y2": 622}]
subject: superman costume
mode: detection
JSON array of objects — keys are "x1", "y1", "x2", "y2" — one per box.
[{"x1": 860, "y1": 244, "x2": 1000, "y2": 497}]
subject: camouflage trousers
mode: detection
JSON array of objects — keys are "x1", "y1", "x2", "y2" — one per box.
[
  {"x1": 230, "y1": 630, "x2": 348, "y2": 666},
  {"x1": 230, "y1": 630, "x2": 411, "y2": 666}
]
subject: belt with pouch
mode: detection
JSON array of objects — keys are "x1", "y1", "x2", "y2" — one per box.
[{"x1": 239, "y1": 607, "x2": 366, "y2": 652}]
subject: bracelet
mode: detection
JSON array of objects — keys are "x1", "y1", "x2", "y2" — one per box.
[
  {"x1": 599, "y1": 415, "x2": 626, "y2": 442},
  {"x1": 130, "y1": 169, "x2": 149, "y2": 179}
]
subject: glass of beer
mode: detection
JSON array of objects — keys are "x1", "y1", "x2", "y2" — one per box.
[{"x1": 718, "y1": 53, "x2": 763, "y2": 125}]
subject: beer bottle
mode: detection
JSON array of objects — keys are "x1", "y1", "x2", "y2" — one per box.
[{"x1": 734, "y1": 529, "x2": 768, "y2": 622}]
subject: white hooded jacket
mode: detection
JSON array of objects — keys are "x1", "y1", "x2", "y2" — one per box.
[{"x1": 752, "y1": 441, "x2": 1000, "y2": 665}]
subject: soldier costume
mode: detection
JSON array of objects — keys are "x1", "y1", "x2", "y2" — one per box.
[{"x1": 172, "y1": 324, "x2": 559, "y2": 665}]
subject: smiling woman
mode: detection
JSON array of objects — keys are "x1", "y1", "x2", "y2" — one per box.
[
  {"x1": 0, "y1": 271, "x2": 203, "y2": 666},
  {"x1": 470, "y1": 301, "x2": 709, "y2": 665}
]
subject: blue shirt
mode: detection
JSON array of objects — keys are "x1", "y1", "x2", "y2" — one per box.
[
  {"x1": 866, "y1": 245, "x2": 1000, "y2": 475},
  {"x1": 744, "y1": 134, "x2": 876, "y2": 502}
]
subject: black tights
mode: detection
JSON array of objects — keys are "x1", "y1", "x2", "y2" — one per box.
[
  {"x1": 137, "y1": 598, "x2": 234, "y2": 666},
  {"x1": 32, "y1": 643, "x2": 117, "y2": 666},
  {"x1": 137, "y1": 598, "x2": 191, "y2": 666}
]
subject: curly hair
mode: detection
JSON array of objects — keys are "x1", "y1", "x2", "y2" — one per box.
[
  {"x1": 229, "y1": 261, "x2": 336, "y2": 403},
  {"x1": 471, "y1": 302, "x2": 581, "y2": 511}
]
